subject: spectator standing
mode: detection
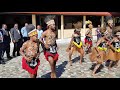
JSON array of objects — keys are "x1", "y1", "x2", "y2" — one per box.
[
  {"x1": 96, "y1": 25, "x2": 101, "y2": 41},
  {"x1": 37, "y1": 25, "x2": 44, "y2": 51},
  {"x1": 0, "y1": 30, "x2": 5, "y2": 64},
  {"x1": 1, "y1": 24, "x2": 12, "y2": 60},
  {"x1": 10, "y1": 23, "x2": 22, "y2": 57},
  {"x1": 21, "y1": 23, "x2": 29, "y2": 43}
]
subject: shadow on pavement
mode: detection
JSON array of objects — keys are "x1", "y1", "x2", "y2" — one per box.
[
  {"x1": 72, "y1": 56, "x2": 85, "y2": 63},
  {"x1": 105, "y1": 60, "x2": 117, "y2": 67},
  {"x1": 41, "y1": 61, "x2": 68, "y2": 78},
  {"x1": 89, "y1": 63, "x2": 104, "y2": 74}
]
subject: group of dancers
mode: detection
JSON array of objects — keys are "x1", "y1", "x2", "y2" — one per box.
[
  {"x1": 19, "y1": 15, "x2": 120, "y2": 78},
  {"x1": 66, "y1": 18, "x2": 120, "y2": 76}
]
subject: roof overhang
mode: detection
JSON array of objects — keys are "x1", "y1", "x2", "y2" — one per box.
[{"x1": 0, "y1": 12, "x2": 120, "y2": 16}]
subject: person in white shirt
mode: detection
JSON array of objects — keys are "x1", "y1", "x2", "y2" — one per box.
[
  {"x1": 21, "y1": 23, "x2": 29, "y2": 43},
  {"x1": 37, "y1": 25, "x2": 43, "y2": 39},
  {"x1": 37, "y1": 25, "x2": 44, "y2": 51}
]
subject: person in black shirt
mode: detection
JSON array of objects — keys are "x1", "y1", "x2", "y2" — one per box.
[
  {"x1": 1, "y1": 24, "x2": 12, "y2": 59},
  {"x1": 0, "y1": 30, "x2": 5, "y2": 64},
  {"x1": 10, "y1": 24, "x2": 22, "y2": 57}
]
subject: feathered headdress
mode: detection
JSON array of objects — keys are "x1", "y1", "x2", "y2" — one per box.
[
  {"x1": 106, "y1": 16, "x2": 113, "y2": 24},
  {"x1": 100, "y1": 27, "x2": 106, "y2": 34},
  {"x1": 85, "y1": 20, "x2": 92, "y2": 25},
  {"x1": 44, "y1": 15, "x2": 56, "y2": 26},
  {"x1": 113, "y1": 26, "x2": 120, "y2": 35},
  {"x1": 107, "y1": 19, "x2": 113, "y2": 24},
  {"x1": 73, "y1": 21, "x2": 82, "y2": 29}
]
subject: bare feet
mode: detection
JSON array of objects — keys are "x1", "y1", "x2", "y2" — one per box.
[
  {"x1": 80, "y1": 60, "x2": 82, "y2": 64},
  {"x1": 51, "y1": 73, "x2": 56, "y2": 78},
  {"x1": 108, "y1": 67, "x2": 112, "y2": 71},
  {"x1": 114, "y1": 64, "x2": 118, "y2": 68},
  {"x1": 68, "y1": 60, "x2": 72, "y2": 66},
  {"x1": 53, "y1": 74, "x2": 57, "y2": 78},
  {"x1": 91, "y1": 72, "x2": 96, "y2": 77}
]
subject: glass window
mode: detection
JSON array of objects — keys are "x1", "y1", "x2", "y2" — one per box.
[
  {"x1": 57, "y1": 15, "x2": 61, "y2": 29},
  {"x1": 115, "y1": 17, "x2": 120, "y2": 26},
  {"x1": 0, "y1": 14, "x2": 32, "y2": 30}
]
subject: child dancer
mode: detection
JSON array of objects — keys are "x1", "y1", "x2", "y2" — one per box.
[{"x1": 66, "y1": 21, "x2": 84, "y2": 66}]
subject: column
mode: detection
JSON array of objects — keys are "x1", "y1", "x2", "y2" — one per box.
[
  {"x1": 101, "y1": 16, "x2": 104, "y2": 28},
  {"x1": 113, "y1": 16, "x2": 116, "y2": 26},
  {"x1": 61, "y1": 15, "x2": 64, "y2": 39},
  {"x1": 32, "y1": 14, "x2": 36, "y2": 27},
  {"x1": 83, "y1": 16, "x2": 86, "y2": 36}
]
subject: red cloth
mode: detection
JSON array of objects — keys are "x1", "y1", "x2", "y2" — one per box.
[
  {"x1": 84, "y1": 38, "x2": 92, "y2": 47},
  {"x1": 22, "y1": 57, "x2": 40, "y2": 75},
  {"x1": 44, "y1": 51, "x2": 59, "y2": 61}
]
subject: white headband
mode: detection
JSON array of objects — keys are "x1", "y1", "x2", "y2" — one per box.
[
  {"x1": 107, "y1": 20, "x2": 113, "y2": 24},
  {"x1": 116, "y1": 32, "x2": 120, "y2": 35},
  {"x1": 46, "y1": 20, "x2": 55, "y2": 26}
]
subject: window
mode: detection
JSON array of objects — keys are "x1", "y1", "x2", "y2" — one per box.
[
  {"x1": 0, "y1": 14, "x2": 32, "y2": 30},
  {"x1": 86, "y1": 16, "x2": 101, "y2": 28},
  {"x1": 64, "y1": 15, "x2": 83, "y2": 29},
  {"x1": 115, "y1": 17, "x2": 120, "y2": 26},
  {"x1": 36, "y1": 15, "x2": 41, "y2": 26},
  {"x1": 57, "y1": 15, "x2": 61, "y2": 29}
]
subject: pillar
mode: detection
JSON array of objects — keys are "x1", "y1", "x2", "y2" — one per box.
[
  {"x1": 83, "y1": 16, "x2": 86, "y2": 36},
  {"x1": 101, "y1": 16, "x2": 104, "y2": 28},
  {"x1": 32, "y1": 14, "x2": 36, "y2": 27},
  {"x1": 61, "y1": 15, "x2": 64, "y2": 39}
]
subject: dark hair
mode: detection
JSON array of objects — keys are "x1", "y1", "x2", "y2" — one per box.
[
  {"x1": 2, "y1": 24, "x2": 6, "y2": 27},
  {"x1": 26, "y1": 24, "x2": 35, "y2": 33}
]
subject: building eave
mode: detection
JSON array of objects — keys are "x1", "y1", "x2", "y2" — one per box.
[{"x1": 0, "y1": 12, "x2": 120, "y2": 16}]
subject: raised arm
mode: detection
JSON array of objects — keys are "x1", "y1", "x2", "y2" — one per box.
[
  {"x1": 66, "y1": 34, "x2": 74, "y2": 51},
  {"x1": 69, "y1": 34, "x2": 74, "y2": 48},
  {"x1": 39, "y1": 31, "x2": 46, "y2": 46}
]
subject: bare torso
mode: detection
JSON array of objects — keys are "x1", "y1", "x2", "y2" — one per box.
[
  {"x1": 73, "y1": 30, "x2": 81, "y2": 43},
  {"x1": 86, "y1": 29, "x2": 92, "y2": 37},
  {"x1": 106, "y1": 27, "x2": 113, "y2": 38},
  {"x1": 23, "y1": 40, "x2": 39, "y2": 60},
  {"x1": 45, "y1": 30, "x2": 56, "y2": 45}
]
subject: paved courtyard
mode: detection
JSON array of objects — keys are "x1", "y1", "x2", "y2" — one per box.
[{"x1": 1, "y1": 37, "x2": 120, "y2": 78}]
